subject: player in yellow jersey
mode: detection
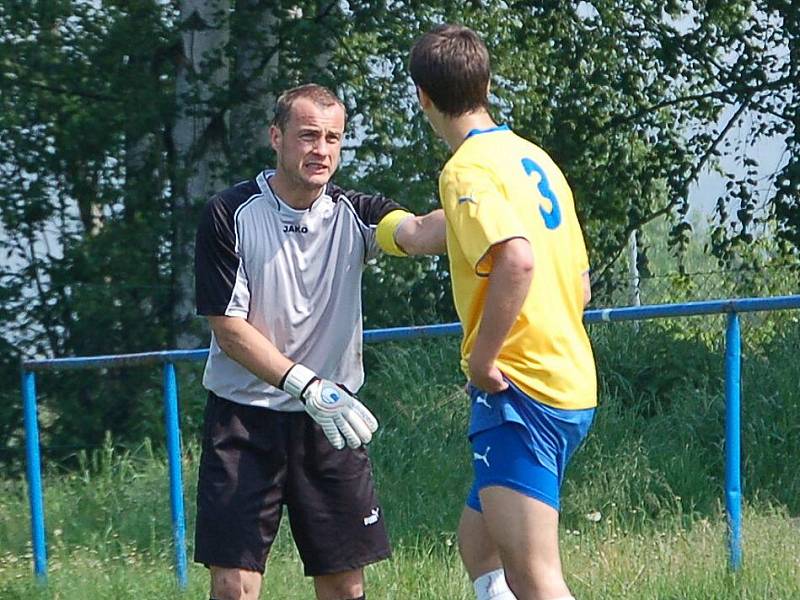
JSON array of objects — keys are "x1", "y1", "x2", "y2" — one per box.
[{"x1": 410, "y1": 25, "x2": 596, "y2": 600}]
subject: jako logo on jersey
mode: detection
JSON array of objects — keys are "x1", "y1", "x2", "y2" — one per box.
[
  {"x1": 457, "y1": 195, "x2": 476, "y2": 205},
  {"x1": 363, "y1": 507, "x2": 380, "y2": 526},
  {"x1": 283, "y1": 224, "x2": 308, "y2": 233}
]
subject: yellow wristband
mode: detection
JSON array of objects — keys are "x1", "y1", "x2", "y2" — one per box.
[{"x1": 376, "y1": 209, "x2": 413, "y2": 257}]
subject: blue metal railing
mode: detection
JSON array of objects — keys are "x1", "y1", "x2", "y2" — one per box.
[
  {"x1": 162, "y1": 363, "x2": 188, "y2": 588},
  {"x1": 20, "y1": 294, "x2": 800, "y2": 586},
  {"x1": 724, "y1": 314, "x2": 743, "y2": 570}
]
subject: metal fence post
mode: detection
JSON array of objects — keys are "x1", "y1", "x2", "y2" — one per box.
[
  {"x1": 22, "y1": 370, "x2": 47, "y2": 581},
  {"x1": 163, "y1": 362, "x2": 188, "y2": 589},
  {"x1": 724, "y1": 312, "x2": 743, "y2": 570}
]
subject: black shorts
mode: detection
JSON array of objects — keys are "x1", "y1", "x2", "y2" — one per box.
[{"x1": 194, "y1": 392, "x2": 391, "y2": 576}]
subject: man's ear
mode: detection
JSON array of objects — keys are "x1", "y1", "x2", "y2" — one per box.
[
  {"x1": 417, "y1": 86, "x2": 433, "y2": 110},
  {"x1": 269, "y1": 124, "x2": 281, "y2": 151}
]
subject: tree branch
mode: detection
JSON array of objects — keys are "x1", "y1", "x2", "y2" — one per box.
[
  {"x1": 592, "y1": 98, "x2": 752, "y2": 283},
  {"x1": 590, "y1": 203, "x2": 673, "y2": 284},
  {"x1": 2, "y1": 71, "x2": 119, "y2": 103},
  {"x1": 600, "y1": 75, "x2": 791, "y2": 132}
]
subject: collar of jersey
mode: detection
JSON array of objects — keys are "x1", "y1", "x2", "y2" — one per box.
[
  {"x1": 256, "y1": 169, "x2": 330, "y2": 216},
  {"x1": 464, "y1": 124, "x2": 510, "y2": 140}
]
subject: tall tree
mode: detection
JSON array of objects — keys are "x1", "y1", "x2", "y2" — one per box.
[
  {"x1": 172, "y1": 0, "x2": 230, "y2": 347},
  {"x1": 228, "y1": 0, "x2": 280, "y2": 178}
]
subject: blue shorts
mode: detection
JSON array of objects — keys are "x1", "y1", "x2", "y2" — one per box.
[{"x1": 466, "y1": 380, "x2": 595, "y2": 512}]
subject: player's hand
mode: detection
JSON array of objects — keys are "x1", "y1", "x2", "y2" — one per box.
[
  {"x1": 468, "y1": 360, "x2": 508, "y2": 394},
  {"x1": 281, "y1": 363, "x2": 378, "y2": 450},
  {"x1": 302, "y1": 379, "x2": 378, "y2": 450}
]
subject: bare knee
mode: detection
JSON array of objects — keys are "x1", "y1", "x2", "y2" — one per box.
[
  {"x1": 458, "y1": 508, "x2": 502, "y2": 580},
  {"x1": 313, "y1": 568, "x2": 364, "y2": 600},
  {"x1": 503, "y1": 559, "x2": 569, "y2": 600},
  {"x1": 458, "y1": 532, "x2": 502, "y2": 580},
  {"x1": 210, "y1": 566, "x2": 262, "y2": 600}
]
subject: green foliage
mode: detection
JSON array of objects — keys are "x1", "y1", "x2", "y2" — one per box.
[
  {"x1": 0, "y1": 338, "x2": 23, "y2": 470},
  {"x1": 338, "y1": 1, "x2": 800, "y2": 297},
  {"x1": 591, "y1": 321, "x2": 722, "y2": 417}
]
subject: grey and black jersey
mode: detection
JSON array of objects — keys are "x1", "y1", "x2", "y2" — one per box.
[{"x1": 195, "y1": 170, "x2": 403, "y2": 410}]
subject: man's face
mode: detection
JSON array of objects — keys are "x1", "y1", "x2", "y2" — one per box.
[{"x1": 270, "y1": 97, "x2": 345, "y2": 192}]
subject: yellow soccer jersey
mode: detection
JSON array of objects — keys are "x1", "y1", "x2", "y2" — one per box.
[{"x1": 440, "y1": 125, "x2": 596, "y2": 410}]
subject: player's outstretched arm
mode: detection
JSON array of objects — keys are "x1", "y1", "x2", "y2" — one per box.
[
  {"x1": 582, "y1": 270, "x2": 591, "y2": 308},
  {"x1": 395, "y1": 209, "x2": 447, "y2": 255},
  {"x1": 376, "y1": 209, "x2": 447, "y2": 256}
]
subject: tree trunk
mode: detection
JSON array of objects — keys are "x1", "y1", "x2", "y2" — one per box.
[
  {"x1": 171, "y1": 0, "x2": 231, "y2": 348},
  {"x1": 229, "y1": 0, "x2": 279, "y2": 179}
]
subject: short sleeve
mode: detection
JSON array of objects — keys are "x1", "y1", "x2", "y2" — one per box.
[
  {"x1": 194, "y1": 195, "x2": 251, "y2": 317},
  {"x1": 440, "y1": 166, "x2": 529, "y2": 275},
  {"x1": 328, "y1": 183, "x2": 406, "y2": 262}
]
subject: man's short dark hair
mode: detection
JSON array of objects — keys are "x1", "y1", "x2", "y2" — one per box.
[
  {"x1": 409, "y1": 24, "x2": 491, "y2": 117},
  {"x1": 271, "y1": 84, "x2": 346, "y2": 131}
]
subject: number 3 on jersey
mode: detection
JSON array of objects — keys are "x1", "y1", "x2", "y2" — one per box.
[{"x1": 521, "y1": 157, "x2": 561, "y2": 230}]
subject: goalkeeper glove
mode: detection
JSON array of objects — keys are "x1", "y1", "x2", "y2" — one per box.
[{"x1": 281, "y1": 363, "x2": 378, "y2": 450}]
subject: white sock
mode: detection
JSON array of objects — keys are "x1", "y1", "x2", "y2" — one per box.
[{"x1": 473, "y1": 568, "x2": 516, "y2": 600}]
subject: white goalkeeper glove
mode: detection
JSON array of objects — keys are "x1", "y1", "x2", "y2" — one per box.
[{"x1": 281, "y1": 363, "x2": 378, "y2": 450}]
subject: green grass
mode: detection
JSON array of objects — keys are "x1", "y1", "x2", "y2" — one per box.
[
  {"x1": 1, "y1": 323, "x2": 799, "y2": 598},
  {"x1": 1, "y1": 506, "x2": 798, "y2": 599}
]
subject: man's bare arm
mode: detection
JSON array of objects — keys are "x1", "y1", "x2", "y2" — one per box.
[
  {"x1": 208, "y1": 315, "x2": 293, "y2": 386},
  {"x1": 394, "y1": 209, "x2": 447, "y2": 255},
  {"x1": 582, "y1": 270, "x2": 591, "y2": 308},
  {"x1": 209, "y1": 315, "x2": 378, "y2": 449},
  {"x1": 468, "y1": 237, "x2": 534, "y2": 393}
]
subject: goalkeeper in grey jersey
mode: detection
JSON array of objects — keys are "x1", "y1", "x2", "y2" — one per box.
[{"x1": 193, "y1": 83, "x2": 445, "y2": 600}]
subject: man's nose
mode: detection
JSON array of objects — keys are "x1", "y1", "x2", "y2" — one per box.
[{"x1": 312, "y1": 137, "x2": 330, "y2": 154}]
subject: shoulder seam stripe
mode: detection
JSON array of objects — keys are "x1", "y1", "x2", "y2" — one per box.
[
  {"x1": 232, "y1": 193, "x2": 262, "y2": 252},
  {"x1": 225, "y1": 192, "x2": 260, "y2": 316},
  {"x1": 337, "y1": 194, "x2": 369, "y2": 262}
]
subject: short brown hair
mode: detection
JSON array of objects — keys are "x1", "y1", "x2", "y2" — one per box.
[
  {"x1": 271, "y1": 84, "x2": 346, "y2": 131},
  {"x1": 409, "y1": 24, "x2": 490, "y2": 117}
]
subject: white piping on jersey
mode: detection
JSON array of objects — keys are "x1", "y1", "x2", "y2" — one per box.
[
  {"x1": 256, "y1": 170, "x2": 278, "y2": 210},
  {"x1": 265, "y1": 179, "x2": 282, "y2": 211},
  {"x1": 336, "y1": 193, "x2": 374, "y2": 230},
  {"x1": 224, "y1": 192, "x2": 260, "y2": 317},
  {"x1": 231, "y1": 193, "x2": 261, "y2": 254},
  {"x1": 257, "y1": 169, "x2": 328, "y2": 213},
  {"x1": 336, "y1": 193, "x2": 374, "y2": 263}
]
